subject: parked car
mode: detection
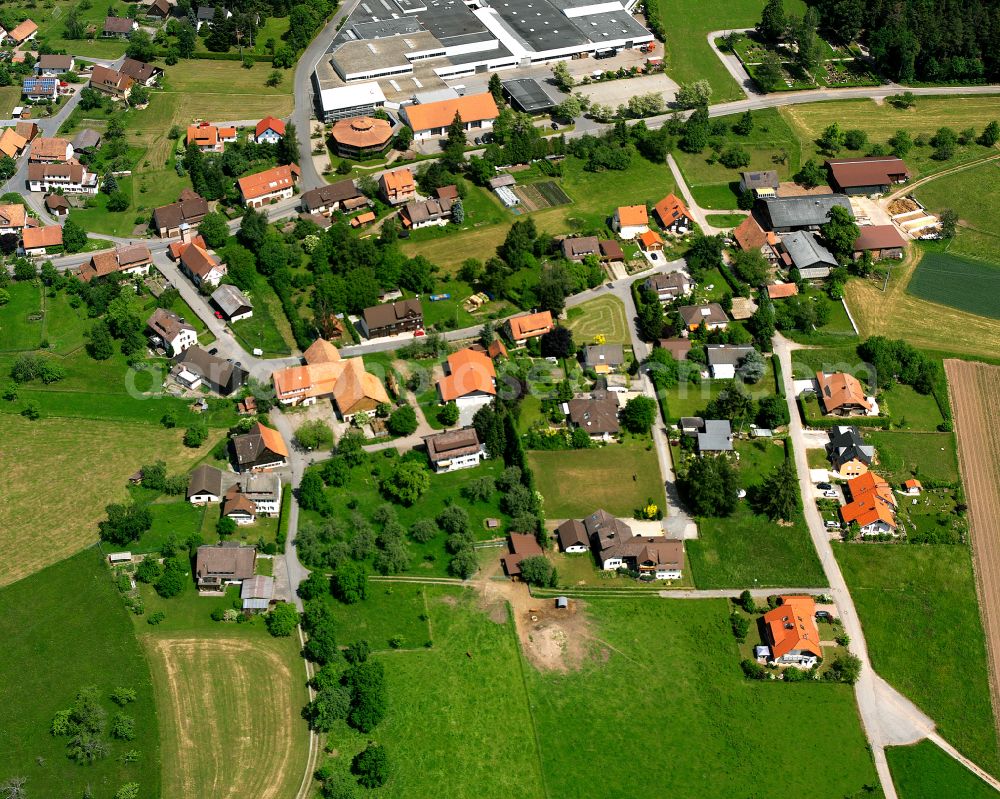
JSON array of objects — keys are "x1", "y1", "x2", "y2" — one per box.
[
  {"x1": 208, "y1": 347, "x2": 218, "y2": 355},
  {"x1": 823, "y1": 490, "x2": 839, "y2": 499},
  {"x1": 817, "y1": 482, "x2": 832, "y2": 490},
  {"x1": 825, "y1": 520, "x2": 840, "y2": 529},
  {"x1": 214, "y1": 311, "x2": 223, "y2": 319},
  {"x1": 815, "y1": 610, "x2": 832, "y2": 619}
]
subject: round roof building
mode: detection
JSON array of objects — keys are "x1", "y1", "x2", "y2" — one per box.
[{"x1": 330, "y1": 116, "x2": 393, "y2": 158}]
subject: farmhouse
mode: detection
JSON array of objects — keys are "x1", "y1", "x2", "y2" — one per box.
[
  {"x1": 706, "y1": 344, "x2": 755, "y2": 379},
  {"x1": 71, "y1": 129, "x2": 102, "y2": 153},
  {"x1": 739, "y1": 170, "x2": 779, "y2": 199},
  {"x1": 825, "y1": 426, "x2": 874, "y2": 478},
  {"x1": 437, "y1": 347, "x2": 496, "y2": 408},
  {"x1": 152, "y1": 190, "x2": 209, "y2": 237},
  {"x1": 103, "y1": 16, "x2": 138, "y2": 37},
  {"x1": 501, "y1": 533, "x2": 543, "y2": 580},
  {"x1": 400, "y1": 93, "x2": 499, "y2": 140},
  {"x1": 330, "y1": 116, "x2": 392, "y2": 158},
  {"x1": 173, "y1": 346, "x2": 248, "y2": 395},
  {"x1": 271, "y1": 338, "x2": 389, "y2": 418},
  {"x1": 119, "y1": 58, "x2": 163, "y2": 86},
  {"x1": 45, "y1": 194, "x2": 70, "y2": 217},
  {"x1": 653, "y1": 193, "x2": 692, "y2": 234},
  {"x1": 643, "y1": 272, "x2": 691, "y2": 304},
  {"x1": 582, "y1": 344, "x2": 624, "y2": 373},
  {"x1": 21, "y1": 225, "x2": 63, "y2": 257},
  {"x1": 841, "y1": 471, "x2": 897, "y2": 535},
  {"x1": 186, "y1": 123, "x2": 237, "y2": 153},
  {"x1": 211, "y1": 284, "x2": 254, "y2": 322},
  {"x1": 28, "y1": 137, "x2": 73, "y2": 163},
  {"x1": 826, "y1": 156, "x2": 911, "y2": 195},
  {"x1": 237, "y1": 164, "x2": 300, "y2": 208},
  {"x1": 146, "y1": 0, "x2": 171, "y2": 19},
  {"x1": 241, "y1": 575, "x2": 275, "y2": 612},
  {"x1": 222, "y1": 485, "x2": 257, "y2": 525},
  {"x1": 733, "y1": 215, "x2": 780, "y2": 263},
  {"x1": 147, "y1": 307, "x2": 197, "y2": 355},
  {"x1": 400, "y1": 196, "x2": 453, "y2": 229},
  {"x1": 232, "y1": 422, "x2": 289, "y2": 471},
  {"x1": 762, "y1": 596, "x2": 822, "y2": 667},
  {"x1": 612, "y1": 205, "x2": 649, "y2": 240},
  {"x1": 678, "y1": 303, "x2": 728, "y2": 331},
  {"x1": 360, "y1": 298, "x2": 424, "y2": 338},
  {"x1": 77, "y1": 244, "x2": 153, "y2": 282},
  {"x1": 89, "y1": 66, "x2": 134, "y2": 99},
  {"x1": 423, "y1": 427, "x2": 487, "y2": 473},
  {"x1": 195, "y1": 543, "x2": 256, "y2": 591},
  {"x1": 187, "y1": 464, "x2": 226, "y2": 504},
  {"x1": 566, "y1": 389, "x2": 620, "y2": 440},
  {"x1": 254, "y1": 116, "x2": 286, "y2": 145},
  {"x1": 300, "y1": 180, "x2": 365, "y2": 215},
  {"x1": 816, "y1": 371, "x2": 872, "y2": 416},
  {"x1": 762, "y1": 195, "x2": 853, "y2": 233},
  {"x1": 583, "y1": 509, "x2": 684, "y2": 579},
  {"x1": 379, "y1": 168, "x2": 416, "y2": 205},
  {"x1": 505, "y1": 310, "x2": 554, "y2": 344},
  {"x1": 779, "y1": 231, "x2": 837, "y2": 279},
  {"x1": 852, "y1": 225, "x2": 906, "y2": 261},
  {"x1": 27, "y1": 161, "x2": 99, "y2": 194}
]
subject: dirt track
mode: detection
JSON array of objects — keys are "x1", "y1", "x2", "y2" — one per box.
[{"x1": 945, "y1": 359, "x2": 1000, "y2": 746}]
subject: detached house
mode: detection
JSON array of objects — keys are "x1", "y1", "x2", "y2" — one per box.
[
  {"x1": 76, "y1": 244, "x2": 153, "y2": 282},
  {"x1": 780, "y1": 231, "x2": 837, "y2": 279},
  {"x1": 400, "y1": 196, "x2": 453, "y2": 229},
  {"x1": 21, "y1": 76, "x2": 59, "y2": 102},
  {"x1": 733, "y1": 215, "x2": 780, "y2": 264},
  {"x1": 816, "y1": 371, "x2": 872, "y2": 416},
  {"x1": 187, "y1": 464, "x2": 226, "y2": 504},
  {"x1": 643, "y1": 272, "x2": 691, "y2": 304},
  {"x1": 706, "y1": 344, "x2": 755, "y2": 379},
  {"x1": 222, "y1": 485, "x2": 257, "y2": 525},
  {"x1": 146, "y1": 0, "x2": 171, "y2": 20},
  {"x1": 437, "y1": 347, "x2": 496, "y2": 409},
  {"x1": 241, "y1": 473, "x2": 282, "y2": 516},
  {"x1": 379, "y1": 167, "x2": 416, "y2": 205},
  {"x1": 28, "y1": 137, "x2": 72, "y2": 163},
  {"x1": 103, "y1": 16, "x2": 138, "y2": 38},
  {"x1": 841, "y1": 471, "x2": 897, "y2": 535},
  {"x1": 147, "y1": 307, "x2": 198, "y2": 354},
  {"x1": 555, "y1": 519, "x2": 589, "y2": 553},
  {"x1": 300, "y1": 180, "x2": 365, "y2": 216},
  {"x1": 232, "y1": 422, "x2": 289, "y2": 472},
  {"x1": 0, "y1": 128, "x2": 27, "y2": 159},
  {"x1": 612, "y1": 204, "x2": 649, "y2": 240},
  {"x1": 89, "y1": 65, "x2": 133, "y2": 99},
  {"x1": 152, "y1": 189, "x2": 209, "y2": 237},
  {"x1": 582, "y1": 344, "x2": 624, "y2": 374},
  {"x1": 566, "y1": 389, "x2": 620, "y2": 441},
  {"x1": 254, "y1": 116, "x2": 286, "y2": 144},
  {"x1": 119, "y1": 58, "x2": 163, "y2": 87},
  {"x1": 763, "y1": 596, "x2": 822, "y2": 667},
  {"x1": 653, "y1": 193, "x2": 693, "y2": 234},
  {"x1": 825, "y1": 426, "x2": 874, "y2": 478},
  {"x1": 176, "y1": 229, "x2": 227, "y2": 287},
  {"x1": 27, "y1": 161, "x2": 98, "y2": 194},
  {"x1": 505, "y1": 311, "x2": 553, "y2": 345},
  {"x1": 560, "y1": 236, "x2": 622, "y2": 262},
  {"x1": 187, "y1": 122, "x2": 237, "y2": 153},
  {"x1": 21, "y1": 225, "x2": 63, "y2": 257},
  {"x1": 583, "y1": 509, "x2": 684, "y2": 580},
  {"x1": 678, "y1": 303, "x2": 728, "y2": 332},
  {"x1": 0, "y1": 204, "x2": 27, "y2": 236},
  {"x1": 6, "y1": 19, "x2": 39, "y2": 45},
  {"x1": 359, "y1": 298, "x2": 423, "y2": 339},
  {"x1": 237, "y1": 163, "x2": 299, "y2": 208},
  {"x1": 173, "y1": 346, "x2": 247, "y2": 394},
  {"x1": 195, "y1": 543, "x2": 255, "y2": 591},
  {"x1": 424, "y1": 427, "x2": 487, "y2": 473},
  {"x1": 36, "y1": 55, "x2": 73, "y2": 77}
]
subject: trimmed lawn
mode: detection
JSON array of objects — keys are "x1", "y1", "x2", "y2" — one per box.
[
  {"x1": 0, "y1": 549, "x2": 160, "y2": 798},
  {"x1": 704, "y1": 213, "x2": 749, "y2": 228},
  {"x1": 548, "y1": 548, "x2": 695, "y2": 589},
  {"x1": 0, "y1": 86, "x2": 20, "y2": 117},
  {"x1": 659, "y1": 369, "x2": 777, "y2": 422},
  {"x1": 868, "y1": 431, "x2": 958, "y2": 483},
  {"x1": 527, "y1": 437, "x2": 663, "y2": 518},
  {"x1": 788, "y1": 344, "x2": 865, "y2": 381},
  {"x1": 881, "y1": 383, "x2": 946, "y2": 431},
  {"x1": 159, "y1": 59, "x2": 294, "y2": 120},
  {"x1": 888, "y1": 740, "x2": 999, "y2": 799},
  {"x1": 835, "y1": 543, "x2": 999, "y2": 774},
  {"x1": 324, "y1": 581, "x2": 432, "y2": 651},
  {"x1": 136, "y1": 500, "x2": 209, "y2": 554},
  {"x1": 231, "y1": 280, "x2": 295, "y2": 357},
  {"x1": 564, "y1": 295, "x2": 631, "y2": 345},
  {"x1": 915, "y1": 159, "x2": 1000, "y2": 245}
]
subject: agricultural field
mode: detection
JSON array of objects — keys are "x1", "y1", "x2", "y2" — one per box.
[
  {"x1": 0, "y1": 415, "x2": 211, "y2": 588},
  {"x1": 526, "y1": 437, "x2": 664, "y2": 519},
  {"x1": 915, "y1": 159, "x2": 1000, "y2": 264},
  {"x1": 513, "y1": 180, "x2": 572, "y2": 210},
  {"x1": 835, "y1": 542, "x2": 999, "y2": 774},
  {"x1": 564, "y1": 295, "x2": 631, "y2": 345},
  {"x1": 907, "y1": 252, "x2": 1000, "y2": 321},
  {"x1": 888, "y1": 740, "x2": 999, "y2": 799},
  {"x1": 0, "y1": 549, "x2": 160, "y2": 798},
  {"x1": 946, "y1": 359, "x2": 1000, "y2": 768}
]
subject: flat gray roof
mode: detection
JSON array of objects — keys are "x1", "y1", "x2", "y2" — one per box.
[
  {"x1": 502, "y1": 77, "x2": 555, "y2": 112},
  {"x1": 494, "y1": 0, "x2": 587, "y2": 49},
  {"x1": 568, "y1": 8, "x2": 648, "y2": 42}
]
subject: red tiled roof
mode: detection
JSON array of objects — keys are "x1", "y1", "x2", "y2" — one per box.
[
  {"x1": 256, "y1": 116, "x2": 286, "y2": 138},
  {"x1": 237, "y1": 164, "x2": 298, "y2": 201}
]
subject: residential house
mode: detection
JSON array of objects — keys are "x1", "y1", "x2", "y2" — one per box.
[
  {"x1": 103, "y1": 16, "x2": 138, "y2": 37},
  {"x1": 583, "y1": 509, "x2": 684, "y2": 579},
  {"x1": 21, "y1": 225, "x2": 63, "y2": 257},
  {"x1": 27, "y1": 161, "x2": 99, "y2": 194},
  {"x1": 733, "y1": 215, "x2": 780, "y2": 263},
  {"x1": 638, "y1": 229, "x2": 663, "y2": 252},
  {"x1": 779, "y1": 231, "x2": 837, "y2": 279},
  {"x1": 852, "y1": 225, "x2": 906, "y2": 261},
  {"x1": 0, "y1": 128, "x2": 27, "y2": 159},
  {"x1": 145, "y1": 0, "x2": 172, "y2": 20},
  {"x1": 359, "y1": 298, "x2": 423, "y2": 339},
  {"x1": 903, "y1": 479, "x2": 922, "y2": 496},
  {"x1": 400, "y1": 196, "x2": 453, "y2": 229},
  {"x1": 211, "y1": 284, "x2": 253, "y2": 322},
  {"x1": 21, "y1": 77, "x2": 59, "y2": 101},
  {"x1": 767, "y1": 282, "x2": 798, "y2": 299},
  {"x1": 15, "y1": 121, "x2": 39, "y2": 143},
  {"x1": 555, "y1": 519, "x2": 589, "y2": 553},
  {"x1": 173, "y1": 346, "x2": 247, "y2": 394},
  {"x1": 566, "y1": 389, "x2": 620, "y2": 441},
  {"x1": 379, "y1": 168, "x2": 416, "y2": 205},
  {"x1": 738, "y1": 170, "x2": 779, "y2": 199},
  {"x1": 147, "y1": 307, "x2": 197, "y2": 354},
  {"x1": 762, "y1": 195, "x2": 853, "y2": 233},
  {"x1": 195, "y1": 6, "x2": 232, "y2": 30},
  {"x1": 300, "y1": 180, "x2": 365, "y2": 216},
  {"x1": 680, "y1": 416, "x2": 704, "y2": 435},
  {"x1": 241, "y1": 575, "x2": 275, "y2": 612},
  {"x1": 352, "y1": 211, "x2": 376, "y2": 227},
  {"x1": 612, "y1": 204, "x2": 649, "y2": 240},
  {"x1": 653, "y1": 193, "x2": 693, "y2": 234},
  {"x1": 187, "y1": 122, "x2": 237, "y2": 153},
  {"x1": 825, "y1": 426, "x2": 874, "y2": 478},
  {"x1": 152, "y1": 190, "x2": 209, "y2": 237},
  {"x1": 71, "y1": 128, "x2": 102, "y2": 153},
  {"x1": 706, "y1": 344, "x2": 755, "y2": 379},
  {"x1": 436, "y1": 185, "x2": 458, "y2": 202},
  {"x1": 178, "y1": 237, "x2": 227, "y2": 287},
  {"x1": 423, "y1": 427, "x2": 487, "y2": 473},
  {"x1": 330, "y1": 116, "x2": 392, "y2": 158},
  {"x1": 187, "y1": 464, "x2": 226, "y2": 504},
  {"x1": 678, "y1": 303, "x2": 729, "y2": 332},
  {"x1": 841, "y1": 471, "x2": 897, "y2": 535},
  {"x1": 28, "y1": 137, "x2": 72, "y2": 163},
  {"x1": 505, "y1": 310, "x2": 553, "y2": 345},
  {"x1": 582, "y1": 344, "x2": 624, "y2": 374},
  {"x1": 45, "y1": 194, "x2": 70, "y2": 217},
  {"x1": 237, "y1": 163, "x2": 299, "y2": 208},
  {"x1": 271, "y1": 338, "x2": 389, "y2": 418},
  {"x1": 194, "y1": 543, "x2": 255, "y2": 590},
  {"x1": 762, "y1": 596, "x2": 822, "y2": 667},
  {"x1": 89, "y1": 65, "x2": 133, "y2": 99},
  {"x1": 232, "y1": 422, "x2": 289, "y2": 471},
  {"x1": 255, "y1": 116, "x2": 286, "y2": 144},
  {"x1": 826, "y1": 156, "x2": 910, "y2": 195},
  {"x1": 222, "y1": 485, "x2": 256, "y2": 525},
  {"x1": 119, "y1": 58, "x2": 163, "y2": 86},
  {"x1": 0, "y1": 204, "x2": 27, "y2": 236},
  {"x1": 501, "y1": 533, "x2": 543, "y2": 579},
  {"x1": 437, "y1": 347, "x2": 496, "y2": 409},
  {"x1": 561, "y1": 235, "x2": 601, "y2": 261},
  {"x1": 6, "y1": 19, "x2": 39, "y2": 44},
  {"x1": 816, "y1": 371, "x2": 872, "y2": 416},
  {"x1": 643, "y1": 272, "x2": 691, "y2": 304},
  {"x1": 696, "y1": 419, "x2": 733, "y2": 454},
  {"x1": 76, "y1": 244, "x2": 153, "y2": 282},
  {"x1": 315, "y1": 81, "x2": 387, "y2": 123},
  {"x1": 400, "y1": 92, "x2": 499, "y2": 140},
  {"x1": 658, "y1": 337, "x2": 692, "y2": 361}
]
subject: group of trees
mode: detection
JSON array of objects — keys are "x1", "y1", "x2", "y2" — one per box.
[
  {"x1": 50, "y1": 685, "x2": 140, "y2": 769},
  {"x1": 857, "y1": 336, "x2": 941, "y2": 396},
  {"x1": 755, "y1": 0, "x2": 826, "y2": 82}
]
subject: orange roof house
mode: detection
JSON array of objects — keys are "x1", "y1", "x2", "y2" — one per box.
[
  {"x1": 401, "y1": 92, "x2": 499, "y2": 138},
  {"x1": 638, "y1": 229, "x2": 663, "y2": 252},
  {"x1": 255, "y1": 116, "x2": 286, "y2": 141},
  {"x1": 613, "y1": 205, "x2": 649, "y2": 238},
  {"x1": 816, "y1": 371, "x2": 872, "y2": 416},
  {"x1": 0, "y1": 128, "x2": 27, "y2": 159},
  {"x1": 28, "y1": 136, "x2": 71, "y2": 163},
  {"x1": 379, "y1": 167, "x2": 416, "y2": 205},
  {"x1": 767, "y1": 282, "x2": 799, "y2": 299},
  {"x1": 22, "y1": 225, "x2": 63, "y2": 253},
  {"x1": 8, "y1": 19, "x2": 39, "y2": 43},
  {"x1": 653, "y1": 193, "x2": 692, "y2": 233},
  {"x1": 237, "y1": 164, "x2": 299, "y2": 207},
  {"x1": 903, "y1": 478, "x2": 922, "y2": 494},
  {"x1": 487, "y1": 339, "x2": 508, "y2": 360},
  {"x1": 733, "y1": 215, "x2": 766, "y2": 251},
  {"x1": 841, "y1": 471, "x2": 897, "y2": 534},
  {"x1": 0, "y1": 203, "x2": 27, "y2": 231},
  {"x1": 763, "y1": 596, "x2": 822, "y2": 664},
  {"x1": 330, "y1": 116, "x2": 392, "y2": 157},
  {"x1": 505, "y1": 310, "x2": 554, "y2": 344},
  {"x1": 437, "y1": 347, "x2": 496, "y2": 403}
]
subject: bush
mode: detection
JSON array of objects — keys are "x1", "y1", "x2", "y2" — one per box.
[
  {"x1": 730, "y1": 611, "x2": 750, "y2": 642},
  {"x1": 154, "y1": 559, "x2": 187, "y2": 598},
  {"x1": 352, "y1": 743, "x2": 390, "y2": 788},
  {"x1": 266, "y1": 602, "x2": 300, "y2": 636},
  {"x1": 387, "y1": 405, "x2": 419, "y2": 436},
  {"x1": 740, "y1": 658, "x2": 767, "y2": 680},
  {"x1": 518, "y1": 555, "x2": 556, "y2": 587},
  {"x1": 332, "y1": 561, "x2": 368, "y2": 604}
]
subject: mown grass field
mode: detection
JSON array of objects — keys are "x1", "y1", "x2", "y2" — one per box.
[
  {"x1": 659, "y1": 368, "x2": 778, "y2": 421},
  {"x1": 704, "y1": 212, "x2": 749, "y2": 228},
  {"x1": 3, "y1": 0, "x2": 127, "y2": 56},
  {"x1": 527, "y1": 437, "x2": 664, "y2": 518},
  {"x1": 0, "y1": 416, "x2": 210, "y2": 587},
  {"x1": 915, "y1": 159, "x2": 1000, "y2": 250},
  {"x1": 881, "y1": 383, "x2": 946, "y2": 430},
  {"x1": 231, "y1": 280, "x2": 295, "y2": 356},
  {"x1": 835, "y1": 543, "x2": 1000, "y2": 774},
  {"x1": 564, "y1": 295, "x2": 631, "y2": 344},
  {"x1": 0, "y1": 549, "x2": 160, "y2": 798},
  {"x1": 0, "y1": 281, "x2": 90, "y2": 354},
  {"x1": 326, "y1": 581, "x2": 432, "y2": 650},
  {"x1": 888, "y1": 740, "x2": 999, "y2": 799},
  {"x1": 0, "y1": 86, "x2": 20, "y2": 117},
  {"x1": 906, "y1": 252, "x2": 1000, "y2": 320},
  {"x1": 869, "y1": 431, "x2": 958, "y2": 483}
]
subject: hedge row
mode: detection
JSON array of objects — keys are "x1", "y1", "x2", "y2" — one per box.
[{"x1": 797, "y1": 396, "x2": 891, "y2": 429}]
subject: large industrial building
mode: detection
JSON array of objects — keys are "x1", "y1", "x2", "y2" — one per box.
[{"x1": 312, "y1": 0, "x2": 652, "y2": 120}]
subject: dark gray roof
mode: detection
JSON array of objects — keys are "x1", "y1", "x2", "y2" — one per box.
[
  {"x1": 211, "y1": 284, "x2": 253, "y2": 318},
  {"x1": 300, "y1": 179, "x2": 362, "y2": 212},
  {"x1": 424, "y1": 426, "x2": 482, "y2": 463},
  {"x1": 782, "y1": 231, "x2": 837, "y2": 273},
  {"x1": 826, "y1": 426, "x2": 874, "y2": 465},
  {"x1": 174, "y1": 346, "x2": 247, "y2": 394},
  {"x1": 706, "y1": 344, "x2": 755, "y2": 367},
  {"x1": 698, "y1": 419, "x2": 733, "y2": 452},
  {"x1": 764, "y1": 194, "x2": 853, "y2": 230},
  {"x1": 583, "y1": 344, "x2": 624, "y2": 368},
  {"x1": 71, "y1": 128, "x2": 101, "y2": 151},
  {"x1": 501, "y1": 78, "x2": 555, "y2": 113},
  {"x1": 741, "y1": 170, "x2": 779, "y2": 189},
  {"x1": 362, "y1": 299, "x2": 422, "y2": 330}
]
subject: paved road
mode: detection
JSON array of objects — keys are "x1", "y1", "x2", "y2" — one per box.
[{"x1": 705, "y1": 29, "x2": 760, "y2": 98}]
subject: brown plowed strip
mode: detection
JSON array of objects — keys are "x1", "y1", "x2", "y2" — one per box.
[{"x1": 945, "y1": 359, "x2": 1000, "y2": 747}]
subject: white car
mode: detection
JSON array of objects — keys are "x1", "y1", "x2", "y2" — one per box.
[
  {"x1": 823, "y1": 490, "x2": 839, "y2": 499},
  {"x1": 825, "y1": 521, "x2": 840, "y2": 529}
]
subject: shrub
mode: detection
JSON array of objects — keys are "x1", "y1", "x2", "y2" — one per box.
[
  {"x1": 266, "y1": 602, "x2": 300, "y2": 636},
  {"x1": 352, "y1": 743, "x2": 390, "y2": 788}
]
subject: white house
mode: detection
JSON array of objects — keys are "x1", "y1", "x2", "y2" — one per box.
[
  {"x1": 423, "y1": 427, "x2": 486, "y2": 473},
  {"x1": 147, "y1": 307, "x2": 198, "y2": 355},
  {"x1": 706, "y1": 344, "x2": 756, "y2": 379},
  {"x1": 763, "y1": 597, "x2": 823, "y2": 668},
  {"x1": 27, "y1": 162, "x2": 99, "y2": 195},
  {"x1": 187, "y1": 464, "x2": 225, "y2": 504},
  {"x1": 241, "y1": 473, "x2": 282, "y2": 516},
  {"x1": 254, "y1": 116, "x2": 286, "y2": 144},
  {"x1": 612, "y1": 205, "x2": 649, "y2": 240}
]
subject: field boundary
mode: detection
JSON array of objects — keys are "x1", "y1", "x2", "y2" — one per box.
[{"x1": 944, "y1": 359, "x2": 1000, "y2": 753}]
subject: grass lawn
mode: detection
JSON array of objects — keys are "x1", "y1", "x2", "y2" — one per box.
[
  {"x1": 881, "y1": 383, "x2": 946, "y2": 430},
  {"x1": 527, "y1": 437, "x2": 663, "y2": 518},
  {"x1": 404, "y1": 184, "x2": 509, "y2": 244},
  {"x1": 0, "y1": 86, "x2": 20, "y2": 117},
  {"x1": 779, "y1": 289, "x2": 859, "y2": 345},
  {"x1": 231, "y1": 280, "x2": 295, "y2": 357},
  {"x1": 906, "y1": 251, "x2": 1000, "y2": 320},
  {"x1": 704, "y1": 212, "x2": 748, "y2": 228},
  {"x1": 868, "y1": 431, "x2": 958, "y2": 483},
  {"x1": 888, "y1": 740, "x2": 999, "y2": 799},
  {"x1": 0, "y1": 549, "x2": 160, "y2": 798},
  {"x1": 136, "y1": 500, "x2": 209, "y2": 554},
  {"x1": 548, "y1": 549, "x2": 695, "y2": 588},
  {"x1": 835, "y1": 543, "x2": 999, "y2": 774},
  {"x1": 325, "y1": 581, "x2": 433, "y2": 650},
  {"x1": 788, "y1": 343, "x2": 864, "y2": 380},
  {"x1": 0, "y1": 415, "x2": 212, "y2": 588},
  {"x1": 160, "y1": 59, "x2": 294, "y2": 120},
  {"x1": 564, "y1": 295, "x2": 631, "y2": 344},
  {"x1": 0, "y1": 277, "x2": 94, "y2": 354},
  {"x1": 915, "y1": 159, "x2": 1000, "y2": 248},
  {"x1": 660, "y1": 368, "x2": 777, "y2": 422}
]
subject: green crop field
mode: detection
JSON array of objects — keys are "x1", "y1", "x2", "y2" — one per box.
[
  {"x1": 907, "y1": 252, "x2": 1000, "y2": 320},
  {"x1": 527, "y1": 437, "x2": 664, "y2": 518},
  {"x1": 868, "y1": 431, "x2": 958, "y2": 483},
  {"x1": 835, "y1": 543, "x2": 999, "y2": 773},
  {"x1": 564, "y1": 295, "x2": 631, "y2": 344},
  {"x1": 0, "y1": 549, "x2": 160, "y2": 798},
  {"x1": 888, "y1": 740, "x2": 999, "y2": 799}
]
